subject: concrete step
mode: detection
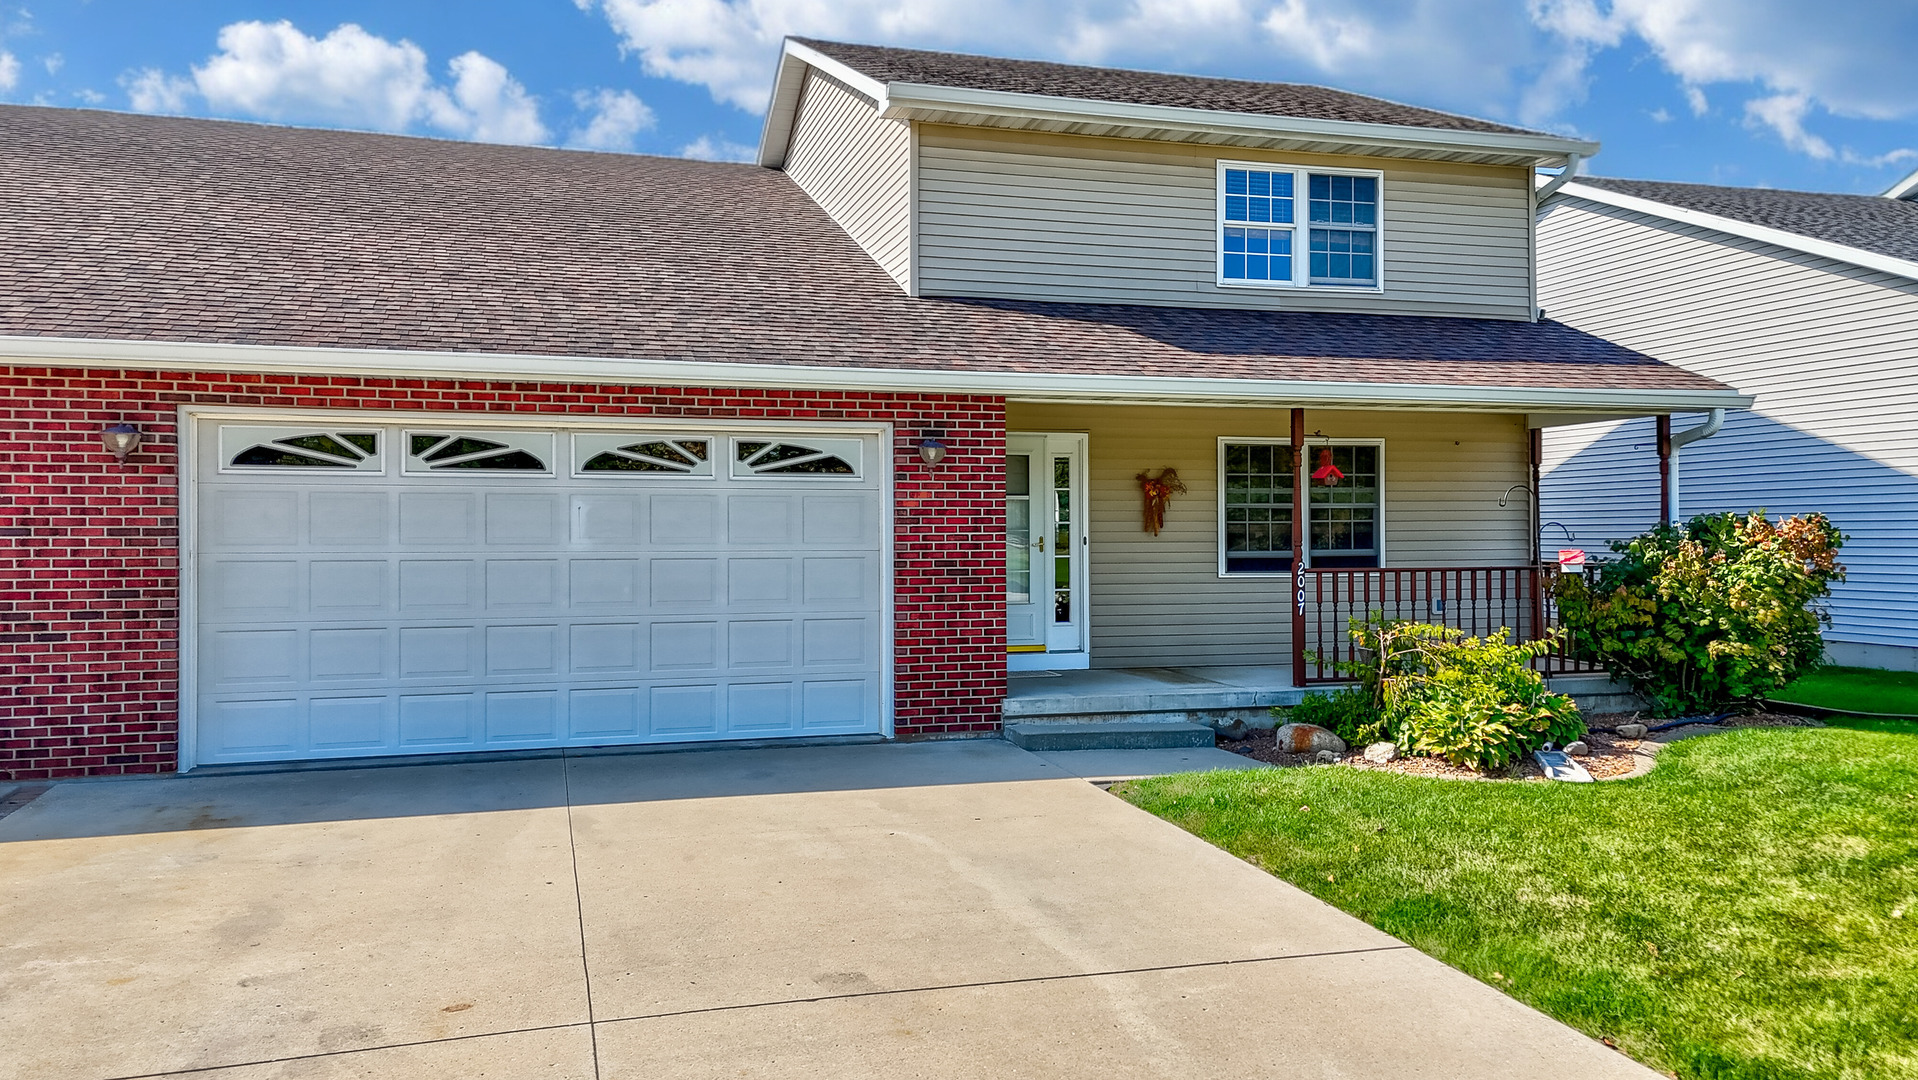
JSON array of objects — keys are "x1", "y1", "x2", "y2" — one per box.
[
  {"x1": 1547, "y1": 673, "x2": 1644, "y2": 715},
  {"x1": 1003, "y1": 721, "x2": 1217, "y2": 752}
]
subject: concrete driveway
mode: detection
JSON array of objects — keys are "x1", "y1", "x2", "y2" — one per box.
[{"x1": 0, "y1": 741, "x2": 1653, "y2": 1079}]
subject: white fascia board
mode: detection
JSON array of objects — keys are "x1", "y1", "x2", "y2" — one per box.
[
  {"x1": 757, "y1": 41, "x2": 891, "y2": 168},
  {"x1": 1884, "y1": 166, "x2": 1918, "y2": 200},
  {"x1": 1551, "y1": 181, "x2": 1918, "y2": 284},
  {"x1": 877, "y1": 82, "x2": 1598, "y2": 166},
  {"x1": 0, "y1": 334, "x2": 1751, "y2": 415}
]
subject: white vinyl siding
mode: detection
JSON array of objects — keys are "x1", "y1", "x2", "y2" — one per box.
[
  {"x1": 917, "y1": 126, "x2": 1534, "y2": 319},
  {"x1": 1537, "y1": 196, "x2": 1918, "y2": 652},
  {"x1": 1006, "y1": 403, "x2": 1531, "y2": 667},
  {"x1": 781, "y1": 70, "x2": 912, "y2": 288}
]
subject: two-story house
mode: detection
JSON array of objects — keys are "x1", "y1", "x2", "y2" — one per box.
[{"x1": 0, "y1": 38, "x2": 1747, "y2": 778}]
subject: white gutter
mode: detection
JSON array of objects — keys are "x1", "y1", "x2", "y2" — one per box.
[
  {"x1": 877, "y1": 81, "x2": 1595, "y2": 165},
  {"x1": 0, "y1": 334, "x2": 1754, "y2": 414},
  {"x1": 1547, "y1": 181, "x2": 1918, "y2": 284},
  {"x1": 1667, "y1": 408, "x2": 1725, "y2": 524},
  {"x1": 1533, "y1": 152, "x2": 1583, "y2": 200}
]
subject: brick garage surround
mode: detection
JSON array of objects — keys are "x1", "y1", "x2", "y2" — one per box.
[{"x1": 0, "y1": 367, "x2": 1008, "y2": 780}]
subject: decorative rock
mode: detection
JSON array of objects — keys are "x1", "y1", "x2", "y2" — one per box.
[
  {"x1": 1615, "y1": 723, "x2": 1648, "y2": 739},
  {"x1": 1313, "y1": 749, "x2": 1341, "y2": 765},
  {"x1": 1563, "y1": 741, "x2": 1590, "y2": 757},
  {"x1": 1276, "y1": 723, "x2": 1348, "y2": 755},
  {"x1": 1215, "y1": 718, "x2": 1253, "y2": 742},
  {"x1": 1363, "y1": 741, "x2": 1398, "y2": 763}
]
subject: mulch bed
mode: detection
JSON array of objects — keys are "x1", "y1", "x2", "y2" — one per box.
[{"x1": 1217, "y1": 710, "x2": 1821, "y2": 782}]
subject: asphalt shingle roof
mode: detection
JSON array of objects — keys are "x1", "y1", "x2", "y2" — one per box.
[
  {"x1": 0, "y1": 105, "x2": 1726, "y2": 396},
  {"x1": 794, "y1": 38, "x2": 1548, "y2": 137},
  {"x1": 1574, "y1": 176, "x2": 1918, "y2": 265}
]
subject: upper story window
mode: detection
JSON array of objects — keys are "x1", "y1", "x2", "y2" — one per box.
[{"x1": 1218, "y1": 163, "x2": 1381, "y2": 290}]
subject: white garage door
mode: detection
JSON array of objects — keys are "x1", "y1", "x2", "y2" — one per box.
[{"x1": 188, "y1": 417, "x2": 887, "y2": 766}]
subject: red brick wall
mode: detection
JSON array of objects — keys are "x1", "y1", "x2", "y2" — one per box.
[{"x1": 0, "y1": 367, "x2": 1007, "y2": 779}]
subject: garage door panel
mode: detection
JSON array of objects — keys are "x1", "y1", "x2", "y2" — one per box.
[
  {"x1": 310, "y1": 627, "x2": 389, "y2": 681},
  {"x1": 486, "y1": 625, "x2": 560, "y2": 676},
  {"x1": 309, "y1": 695, "x2": 389, "y2": 750},
  {"x1": 398, "y1": 693, "x2": 480, "y2": 747},
  {"x1": 570, "y1": 559, "x2": 642, "y2": 609},
  {"x1": 398, "y1": 560, "x2": 478, "y2": 612},
  {"x1": 310, "y1": 491, "x2": 389, "y2": 545},
  {"x1": 728, "y1": 495, "x2": 795, "y2": 545},
  {"x1": 310, "y1": 561, "x2": 389, "y2": 614},
  {"x1": 212, "y1": 490, "x2": 300, "y2": 546},
  {"x1": 485, "y1": 559, "x2": 561, "y2": 610},
  {"x1": 193, "y1": 421, "x2": 886, "y2": 765},
  {"x1": 649, "y1": 495, "x2": 717, "y2": 545},
  {"x1": 399, "y1": 493, "x2": 477, "y2": 545}
]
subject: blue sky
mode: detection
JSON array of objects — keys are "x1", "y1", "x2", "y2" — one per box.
[{"x1": 2, "y1": 1, "x2": 1913, "y2": 193}]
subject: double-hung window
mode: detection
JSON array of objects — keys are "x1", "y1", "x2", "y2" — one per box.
[
  {"x1": 1218, "y1": 439, "x2": 1384, "y2": 574},
  {"x1": 1218, "y1": 163, "x2": 1381, "y2": 289}
]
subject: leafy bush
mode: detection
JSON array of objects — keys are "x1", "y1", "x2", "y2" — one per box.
[
  {"x1": 1281, "y1": 686, "x2": 1386, "y2": 746},
  {"x1": 1357, "y1": 620, "x2": 1585, "y2": 771},
  {"x1": 1292, "y1": 615, "x2": 1583, "y2": 770},
  {"x1": 1554, "y1": 511, "x2": 1845, "y2": 716}
]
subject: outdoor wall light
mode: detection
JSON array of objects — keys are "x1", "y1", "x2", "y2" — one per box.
[
  {"x1": 101, "y1": 423, "x2": 143, "y2": 462},
  {"x1": 917, "y1": 434, "x2": 948, "y2": 466}
]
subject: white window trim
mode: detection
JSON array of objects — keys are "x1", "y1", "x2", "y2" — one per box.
[
  {"x1": 1216, "y1": 436, "x2": 1387, "y2": 577},
  {"x1": 1214, "y1": 160, "x2": 1386, "y2": 293}
]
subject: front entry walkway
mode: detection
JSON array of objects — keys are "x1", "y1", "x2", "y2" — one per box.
[{"x1": 1, "y1": 742, "x2": 1652, "y2": 1079}]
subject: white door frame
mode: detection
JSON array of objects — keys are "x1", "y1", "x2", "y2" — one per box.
[
  {"x1": 176, "y1": 404, "x2": 896, "y2": 771},
  {"x1": 1007, "y1": 432, "x2": 1090, "y2": 672}
]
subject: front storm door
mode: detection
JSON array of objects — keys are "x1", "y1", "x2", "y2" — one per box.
[{"x1": 1006, "y1": 433, "x2": 1088, "y2": 670}]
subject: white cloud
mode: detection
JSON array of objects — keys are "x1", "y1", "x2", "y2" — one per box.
[
  {"x1": 679, "y1": 134, "x2": 755, "y2": 162},
  {"x1": 123, "y1": 67, "x2": 192, "y2": 113},
  {"x1": 43, "y1": 52, "x2": 61, "y2": 75},
  {"x1": 1744, "y1": 93, "x2": 1832, "y2": 160},
  {"x1": 74, "y1": 87, "x2": 106, "y2": 105},
  {"x1": 437, "y1": 51, "x2": 548, "y2": 144},
  {"x1": 568, "y1": 87, "x2": 656, "y2": 151},
  {"x1": 124, "y1": 21, "x2": 548, "y2": 145},
  {"x1": 0, "y1": 50, "x2": 17, "y2": 92}
]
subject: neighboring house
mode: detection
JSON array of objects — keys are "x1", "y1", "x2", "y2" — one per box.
[
  {"x1": 0, "y1": 38, "x2": 1746, "y2": 779},
  {"x1": 1537, "y1": 172, "x2": 1918, "y2": 671}
]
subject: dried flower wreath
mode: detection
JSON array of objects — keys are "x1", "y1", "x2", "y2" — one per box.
[{"x1": 1136, "y1": 467, "x2": 1188, "y2": 536}]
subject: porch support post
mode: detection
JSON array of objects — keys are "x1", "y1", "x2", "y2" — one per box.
[
  {"x1": 1291, "y1": 408, "x2": 1308, "y2": 687},
  {"x1": 1529, "y1": 426, "x2": 1544, "y2": 641},
  {"x1": 1655, "y1": 414, "x2": 1673, "y2": 524}
]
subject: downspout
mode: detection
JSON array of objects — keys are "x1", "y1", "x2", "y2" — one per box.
[
  {"x1": 1666, "y1": 409, "x2": 1725, "y2": 524},
  {"x1": 1535, "y1": 152, "x2": 1584, "y2": 201}
]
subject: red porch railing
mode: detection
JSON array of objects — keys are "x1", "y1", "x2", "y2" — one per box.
[{"x1": 1298, "y1": 564, "x2": 1601, "y2": 683}]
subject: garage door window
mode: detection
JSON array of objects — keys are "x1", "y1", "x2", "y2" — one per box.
[
  {"x1": 221, "y1": 427, "x2": 383, "y2": 471},
  {"x1": 405, "y1": 431, "x2": 553, "y2": 474},
  {"x1": 732, "y1": 438, "x2": 861, "y2": 478},
  {"x1": 574, "y1": 435, "x2": 715, "y2": 476}
]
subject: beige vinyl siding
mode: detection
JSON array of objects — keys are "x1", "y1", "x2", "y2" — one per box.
[
  {"x1": 918, "y1": 126, "x2": 1535, "y2": 320},
  {"x1": 781, "y1": 71, "x2": 912, "y2": 288},
  {"x1": 1008, "y1": 403, "x2": 1531, "y2": 667},
  {"x1": 1537, "y1": 196, "x2": 1918, "y2": 650}
]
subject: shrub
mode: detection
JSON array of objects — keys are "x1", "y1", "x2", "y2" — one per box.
[
  {"x1": 1358, "y1": 620, "x2": 1585, "y2": 771},
  {"x1": 1554, "y1": 511, "x2": 1845, "y2": 716},
  {"x1": 1280, "y1": 686, "x2": 1385, "y2": 746}
]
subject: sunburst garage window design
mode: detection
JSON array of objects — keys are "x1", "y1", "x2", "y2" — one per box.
[
  {"x1": 405, "y1": 431, "x2": 553, "y2": 473},
  {"x1": 574, "y1": 434, "x2": 715, "y2": 476},
  {"x1": 732, "y1": 439, "x2": 861, "y2": 477},
  {"x1": 221, "y1": 427, "x2": 382, "y2": 471}
]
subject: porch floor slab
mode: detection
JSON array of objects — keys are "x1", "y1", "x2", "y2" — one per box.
[{"x1": 1004, "y1": 665, "x2": 1310, "y2": 719}]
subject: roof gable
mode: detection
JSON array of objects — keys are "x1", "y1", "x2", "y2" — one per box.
[{"x1": 1557, "y1": 176, "x2": 1918, "y2": 278}]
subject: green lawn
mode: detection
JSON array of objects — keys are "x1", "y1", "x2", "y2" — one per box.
[
  {"x1": 1773, "y1": 666, "x2": 1918, "y2": 717},
  {"x1": 1116, "y1": 720, "x2": 1918, "y2": 1080}
]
